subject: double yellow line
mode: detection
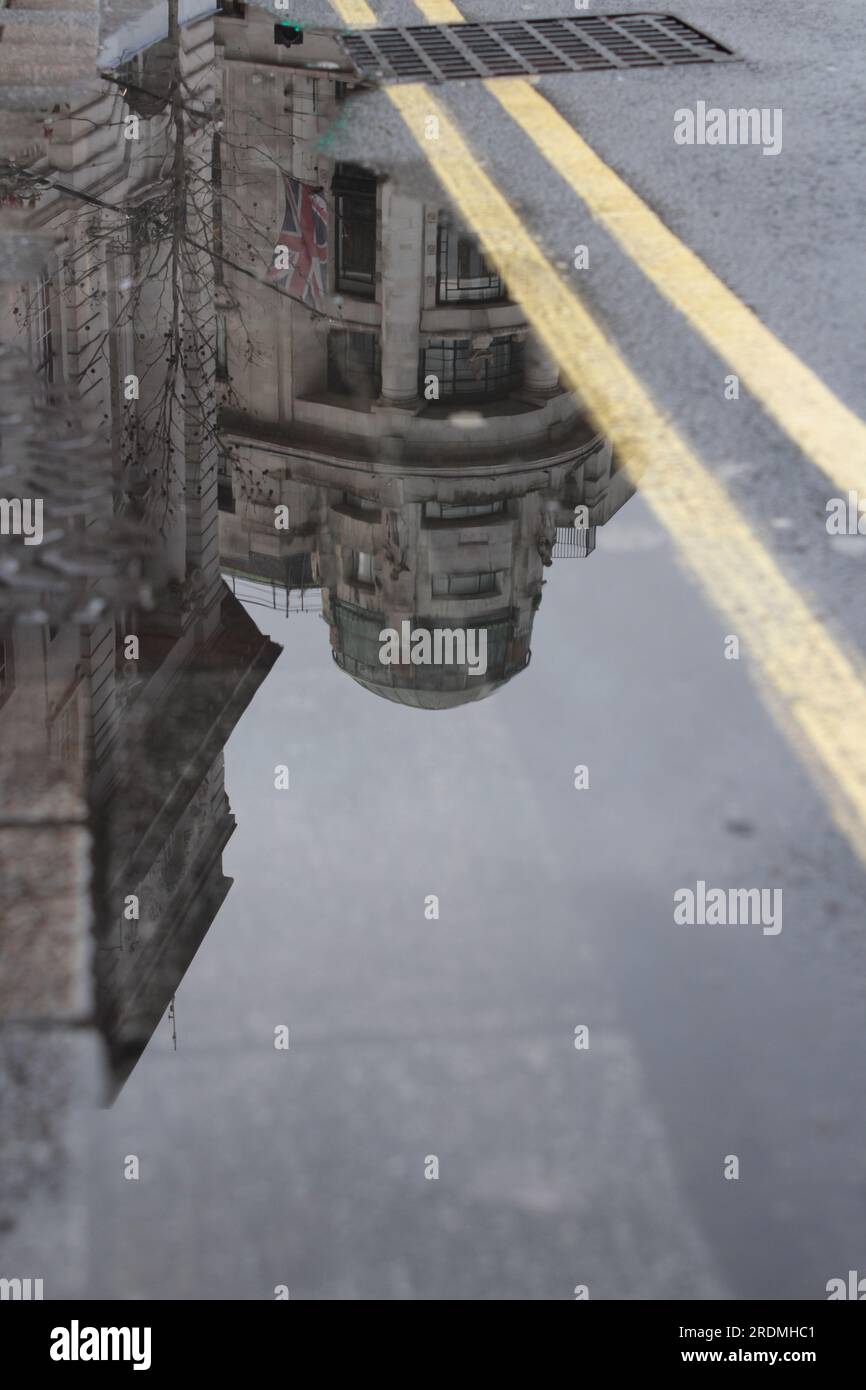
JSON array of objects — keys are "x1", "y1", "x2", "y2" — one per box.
[
  {"x1": 413, "y1": 0, "x2": 866, "y2": 496},
  {"x1": 331, "y1": 0, "x2": 866, "y2": 864}
]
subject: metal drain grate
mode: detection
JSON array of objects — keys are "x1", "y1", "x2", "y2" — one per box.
[{"x1": 338, "y1": 13, "x2": 737, "y2": 84}]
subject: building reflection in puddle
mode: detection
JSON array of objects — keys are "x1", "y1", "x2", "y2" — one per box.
[
  {"x1": 0, "y1": 3, "x2": 639, "y2": 1105},
  {"x1": 215, "y1": 7, "x2": 637, "y2": 709}
]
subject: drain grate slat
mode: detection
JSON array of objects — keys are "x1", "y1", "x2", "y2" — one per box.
[{"x1": 338, "y1": 12, "x2": 737, "y2": 84}]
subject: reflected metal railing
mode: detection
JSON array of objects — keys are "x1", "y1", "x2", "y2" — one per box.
[
  {"x1": 552, "y1": 526, "x2": 596, "y2": 559},
  {"x1": 224, "y1": 571, "x2": 322, "y2": 615}
]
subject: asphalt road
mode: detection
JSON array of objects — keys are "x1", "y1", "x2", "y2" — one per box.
[{"x1": 3, "y1": 0, "x2": 866, "y2": 1302}]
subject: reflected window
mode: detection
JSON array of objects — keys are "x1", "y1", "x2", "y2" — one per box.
[
  {"x1": 352, "y1": 551, "x2": 375, "y2": 584},
  {"x1": 212, "y1": 134, "x2": 223, "y2": 282},
  {"x1": 34, "y1": 271, "x2": 54, "y2": 383},
  {"x1": 215, "y1": 311, "x2": 228, "y2": 382},
  {"x1": 52, "y1": 696, "x2": 80, "y2": 763},
  {"x1": 437, "y1": 214, "x2": 503, "y2": 303},
  {"x1": 432, "y1": 572, "x2": 498, "y2": 597},
  {"x1": 424, "y1": 501, "x2": 504, "y2": 520},
  {"x1": 334, "y1": 164, "x2": 377, "y2": 299},
  {"x1": 328, "y1": 329, "x2": 381, "y2": 399},
  {"x1": 217, "y1": 453, "x2": 234, "y2": 513},
  {"x1": 421, "y1": 337, "x2": 522, "y2": 401}
]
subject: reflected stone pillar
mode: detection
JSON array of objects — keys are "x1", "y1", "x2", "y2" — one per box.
[
  {"x1": 379, "y1": 186, "x2": 423, "y2": 409},
  {"x1": 524, "y1": 332, "x2": 560, "y2": 396}
]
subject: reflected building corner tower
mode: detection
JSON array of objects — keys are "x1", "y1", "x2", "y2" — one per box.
[{"x1": 214, "y1": 3, "x2": 637, "y2": 707}]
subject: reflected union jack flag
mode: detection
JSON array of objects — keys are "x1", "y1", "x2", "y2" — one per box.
[{"x1": 267, "y1": 174, "x2": 328, "y2": 309}]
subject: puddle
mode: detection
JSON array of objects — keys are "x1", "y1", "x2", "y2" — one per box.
[{"x1": 1, "y1": 0, "x2": 865, "y2": 1305}]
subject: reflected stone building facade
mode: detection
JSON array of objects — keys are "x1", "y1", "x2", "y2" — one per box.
[
  {"x1": 0, "y1": 6, "x2": 281, "y2": 1107},
  {"x1": 0, "y1": 0, "x2": 639, "y2": 1119},
  {"x1": 214, "y1": 4, "x2": 637, "y2": 706}
]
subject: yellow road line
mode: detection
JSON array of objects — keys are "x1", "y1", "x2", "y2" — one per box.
[
  {"x1": 392, "y1": 87, "x2": 866, "y2": 863},
  {"x1": 414, "y1": 0, "x2": 462, "y2": 17},
  {"x1": 481, "y1": 78, "x2": 866, "y2": 497},
  {"x1": 410, "y1": 0, "x2": 866, "y2": 499},
  {"x1": 320, "y1": 23, "x2": 866, "y2": 864},
  {"x1": 332, "y1": 0, "x2": 379, "y2": 24}
]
